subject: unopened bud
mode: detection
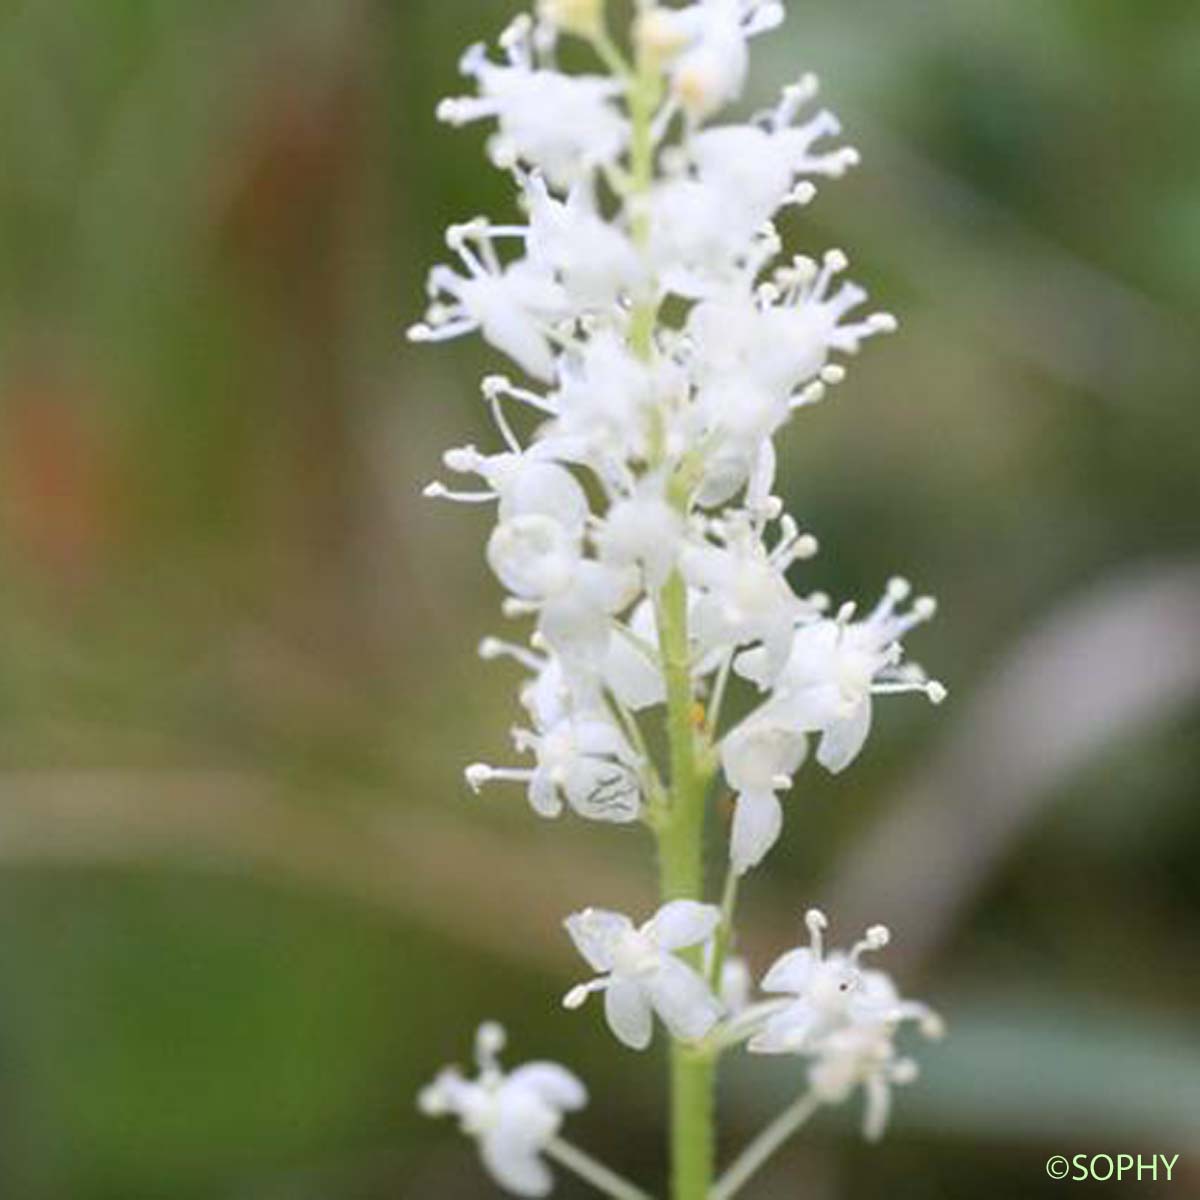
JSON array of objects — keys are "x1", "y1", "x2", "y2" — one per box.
[{"x1": 537, "y1": 0, "x2": 603, "y2": 37}]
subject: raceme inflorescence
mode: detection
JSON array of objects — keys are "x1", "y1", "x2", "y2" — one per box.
[{"x1": 411, "y1": 2, "x2": 946, "y2": 1197}]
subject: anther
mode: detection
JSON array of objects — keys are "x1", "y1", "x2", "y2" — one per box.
[{"x1": 465, "y1": 764, "x2": 493, "y2": 792}]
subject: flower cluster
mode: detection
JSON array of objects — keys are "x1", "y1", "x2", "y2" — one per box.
[
  {"x1": 414, "y1": 3, "x2": 944, "y2": 879},
  {"x1": 746, "y1": 909, "x2": 943, "y2": 1141},
  {"x1": 421, "y1": 909, "x2": 941, "y2": 1193},
  {"x1": 412, "y1": 1, "x2": 948, "y2": 1195}
]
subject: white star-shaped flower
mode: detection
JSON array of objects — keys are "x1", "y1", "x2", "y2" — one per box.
[
  {"x1": 737, "y1": 578, "x2": 946, "y2": 774},
  {"x1": 419, "y1": 1022, "x2": 587, "y2": 1197},
  {"x1": 750, "y1": 909, "x2": 939, "y2": 1053},
  {"x1": 563, "y1": 902, "x2": 723, "y2": 1049}
]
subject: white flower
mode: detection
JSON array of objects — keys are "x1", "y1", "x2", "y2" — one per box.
[
  {"x1": 466, "y1": 714, "x2": 642, "y2": 823},
  {"x1": 563, "y1": 902, "x2": 723, "y2": 1049},
  {"x1": 479, "y1": 636, "x2": 577, "y2": 729},
  {"x1": 737, "y1": 578, "x2": 946, "y2": 774},
  {"x1": 750, "y1": 909, "x2": 939, "y2": 1053},
  {"x1": 409, "y1": 221, "x2": 566, "y2": 381},
  {"x1": 686, "y1": 76, "x2": 859, "y2": 221},
  {"x1": 645, "y1": 177, "x2": 754, "y2": 297},
  {"x1": 595, "y1": 478, "x2": 686, "y2": 589},
  {"x1": 488, "y1": 513, "x2": 584, "y2": 600},
  {"x1": 652, "y1": 0, "x2": 786, "y2": 121},
  {"x1": 646, "y1": 75, "x2": 860, "y2": 293},
  {"x1": 486, "y1": 514, "x2": 638, "y2": 661},
  {"x1": 719, "y1": 710, "x2": 808, "y2": 874},
  {"x1": 549, "y1": 331, "x2": 670, "y2": 467},
  {"x1": 807, "y1": 1021, "x2": 921, "y2": 1143},
  {"x1": 419, "y1": 1022, "x2": 587, "y2": 1196},
  {"x1": 682, "y1": 513, "x2": 818, "y2": 671},
  {"x1": 426, "y1": 442, "x2": 589, "y2": 533},
  {"x1": 686, "y1": 250, "x2": 894, "y2": 410},
  {"x1": 524, "y1": 174, "x2": 647, "y2": 310},
  {"x1": 438, "y1": 19, "x2": 627, "y2": 186},
  {"x1": 602, "y1": 599, "x2": 666, "y2": 711}
]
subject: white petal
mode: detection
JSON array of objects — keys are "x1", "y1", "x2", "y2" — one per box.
[
  {"x1": 574, "y1": 718, "x2": 633, "y2": 761},
  {"x1": 646, "y1": 900, "x2": 721, "y2": 950},
  {"x1": 733, "y1": 644, "x2": 773, "y2": 690},
  {"x1": 480, "y1": 309, "x2": 557, "y2": 385},
  {"x1": 508, "y1": 1063, "x2": 588, "y2": 1111},
  {"x1": 603, "y1": 633, "x2": 664, "y2": 711},
  {"x1": 501, "y1": 462, "x2": 589, "y2": 530},
  {"x1": 730, "y1": 789, "x2": 783, "y2": 875},
  {"x1": 646, "y1": 957, "x2": 721, "y2": 1042},
  {"x1": 760, "y1": 947, "x2": 817, "y2": 994},
  {"x1": 721, "y1": 717, "x2": 808, "y2": 793},
  {"x1": 564, "y1": 758, "x2": 641, "y2": 824},
  {"x1": 604, "y1": 977, "x2": 654, "y2": 1050},
  {"x1": 528, "y1": 769, "x2": 564, "y2": 818},
  {"x1": 564, "y1": 909, "x2": 632, "y2": 972},
  {"x1": 480, "y1": 1131, "x2": 554, "y2": 1197},
  {"x1": 863, "y1": 1075, "x2": 892, "y2": 1142},
  {"x1": 747, "y1": 999, "x2": 819, "y2": 1054},
  {"x1": 816, "y1": 697, "x2": 872, "y2": 773}
]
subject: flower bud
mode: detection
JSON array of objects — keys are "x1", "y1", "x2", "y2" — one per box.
[{"x1": 537, "y1": 0, "x2": 604, "y2": 37}]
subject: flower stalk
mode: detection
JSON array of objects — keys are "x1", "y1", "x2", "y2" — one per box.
[
  {"x1": 656, "y1": 569, "x2": 714, "y2": 1199},
  {"x1": 545, "y1": 1138, "x2": 657, "y2": 1200},
  {"x1": 413, "y1": 2, "x2": 949, "y2": 1197},
  {"x1": 710, "y1": 1091, "x2": 821, "y2": 1200}
]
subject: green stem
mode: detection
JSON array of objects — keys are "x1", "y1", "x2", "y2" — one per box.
[
  {"x1": 655, "y1": 570, "x2": 715, "y2": 1200},
  {"x1": 619, "y1": 17, "x2": 714, "y2": 1199},
  {"x1": 545, "y1": 1138, "x2": 656, "y2": 1200},
  {"x1": 707, "y1": 867, "x2": 739, "y2": 991},
  {"x1": 710, "y1": 1092, "x2": 821, "y2": 1200}
]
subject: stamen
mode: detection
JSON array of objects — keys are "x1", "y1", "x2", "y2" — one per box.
[
  {"x1": 805, "y1": 907, "x2": 828, "y2": 957},
  {"x1": 478, "y1": 637, "x2": 545, "y2": 670},
  {"x1": 788, "y1": 181, "x2": 817, "y2": 207},
  {"x1": 791, "y1": 380, "x2": 827, "y2": 408},
  {"x1": 502, "y1": 597, "x2": 540, "y2": 618},
  {"x1": 562, "y1": 978, "x2": 607, "y2": 1009},
  {"x1": 443, "y1": 445, "x2": 485, "y2": 473},
  {"x1": 920, "y1": 1012, "x2": 946, "y2": 1039},
  {"x1": 475, "y1": 1021, "x2": 507, "y2": 1073},
  {"x1": 489, "y1": 397, "x2": 522, "y2": 452},
  {"x1": 850, "y1": 923, "x2": 891, "y2": 963},
  {"x1": 464, "y1": 764, "x2": 534, "y2": 791},
  {"x1": 423, "y1": 482, "x2": 497, "y2": 503},
  {"x1": 464, "y1": 764, "x2": 494, "y2": 792}
]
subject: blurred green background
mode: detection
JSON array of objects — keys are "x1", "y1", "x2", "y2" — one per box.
[{"x1": 1, "y1": 1, "x2": 1198, "y2": 1197}]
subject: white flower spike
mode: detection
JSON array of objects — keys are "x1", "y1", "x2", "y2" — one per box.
[{"x1": 414, "y1": 0, "x2": 951, "y2": 1190}]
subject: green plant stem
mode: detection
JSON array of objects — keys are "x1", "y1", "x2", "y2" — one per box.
[
  {"x1": 710, "y1": 1092, "x2": 822, "y2": 1200},
  {"x1": 545, "y1": 1138, "x2": 657, "y2": 1200},
  {"x1": 655, "y1": 569, "x2": 715, "y2": 1200},
  {"x1": 620, "y1": 20, "x2": 714, "y2": 1199},
  {"x1": 707, "y1": 867, "x2": 739, "y2": 991}
]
